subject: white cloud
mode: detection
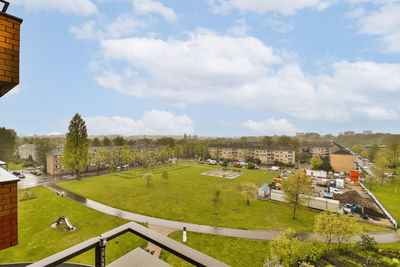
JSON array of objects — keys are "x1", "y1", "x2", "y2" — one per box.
[
  {"x1": 242, "y1": 119, "x2": 300, "y2": 136},
  {"x1": 93, "y1": 29, "x2": 400, "y2": 123},
  {"x1": 84, "y1": 110, "x2": 195, "y2": 135},
  {"x1": 349, "y1": 2, "x2": 400, "y2": 53},
  {"x1": 48, "y1": 131, "x2": 64, "y2": 136},
  {"x1": 264, "y1": 17, "x2": 294, "y2": 33},
  {"x1": 12, "y1": 0, "x2": 98, "y2": 16},
  {"x1": 133, "y1": 0, "x2": 177, "y2": 23},
  {"x1": 352, "y1": 107, "x2": 398, "y2": 120},
  {"x1": 209, "y1": 0, "x2": 336, "y2": 16},
  {"x1": 70, "y1": 14, "x2": 146, "y2": 40},
  {"x1": 227, "y1": 19, "x2": 250, "y2": 36},
  {"x1": 220, "y1": 121, "x2": 234, "y2": 127}
]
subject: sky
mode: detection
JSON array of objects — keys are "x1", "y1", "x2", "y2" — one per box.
[{"x1": 1, "y1": 0, "x2": 400, "y2": 137}]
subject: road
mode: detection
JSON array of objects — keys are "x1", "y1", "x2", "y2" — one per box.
[{"x1": 45, "y1": 184, "x2": 399, "y2": 243}]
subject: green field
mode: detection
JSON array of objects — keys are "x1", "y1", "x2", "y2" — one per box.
[
  {"x1": 58, "y1": 162, "x2": 386, "y2": 232},
  {"x1": 161, "y1": 231, "x2": 270, "y2": 267},
  {"x1": 371, "y1": 183, "x2": 400, "y2": 222},
  {"x1": 7, "y1": 162, "x2": 25, "y2": 171},
  {"x1": 0, "y1": 187, "x2": 147, "y2": 265}
]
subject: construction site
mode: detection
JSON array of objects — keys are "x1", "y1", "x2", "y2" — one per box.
[{"x1": 263, "y1": 169, "x2": 396, "y2": 229}]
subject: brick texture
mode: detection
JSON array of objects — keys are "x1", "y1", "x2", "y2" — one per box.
[
  {"x1": 0, "y1": 181, "x2": 18, "y2": 250},
  {"x1": 0, "y1": 13, "x2": 22, "y2": 97}
]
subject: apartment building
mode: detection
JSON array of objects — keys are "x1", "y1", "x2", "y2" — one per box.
[
  {"x1": 301, "y1": 142, "x2": 331, "y2": 158},
  {"x1": 208, "y1": 144, "x2": 295, "y2": 164},
  {"x1": 17, "y1": 144, "x2": 37, "y2": 161}
]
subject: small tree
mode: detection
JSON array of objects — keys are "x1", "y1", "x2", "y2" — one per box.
[
  {"x1": 268, "y1": 228, "x2": 303, "y2": 266},
  {"x1": 247, "y1": 162, "x2": 255, "y2": 169},
  {"x1": 364, "y1": 175, "x2": 378, "y2": 190},
  {"x1": 310, "y1": 156, "x2": 323, "y2": 170},
  {"x1": 162, "y1": 170, "x2": 168, "y2": 184},
  {"x1": 314, "y1": 211, "x2": 362, "y2": 249},
  {"x1": 237, "y1": 182, "x2": 258, "y2": 206},
  {"x1": 281, "y1": 170, "x2": 313, "y2": 220},
  {"x1": 213, "y1": 189, "x2": 222, "y2": 214},
  {"x1": 144, "y1": 173, "x2": 154, "y2": 188}
]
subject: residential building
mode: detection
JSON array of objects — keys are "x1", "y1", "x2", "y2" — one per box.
[
  {"x1": 17, "y1": 144, "x2": 37, "y2": 161},
  {"x1": 301, "y1": 142, "x2": 331, "y2": 158},
  {"x1": 329, "y1": 146, "x2": 355, "y2": 172},
  {"x1": 208, "y1": 143, "x2": 295, "y2": 164},
  {"x1": 296, "y1": 132, "x2": 305, "y2": 137},
  {"x1": 46, "y1": 145, "x2": 65, "y2": 175},
  {"x1": 363, "y1": 130, "x2": 373, "y2": 135},
  {"x1": 344, "y1": 131, "x2": 355, "y2": 136}
]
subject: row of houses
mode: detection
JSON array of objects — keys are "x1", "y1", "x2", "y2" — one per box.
[
  {"x1": 46, "y1": 144, "x2": 161, "y2": 175},
  {"x1": 208, "y1": 144, "x2": 296, "y2": 164}
]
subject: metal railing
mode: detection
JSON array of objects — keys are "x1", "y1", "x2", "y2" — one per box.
[
  {"x1": 27, "y1": 221, "x2": 229, "y2": 267},
  {"x1": 360, "y1": 182, "x2": 398, "y2": 229}
]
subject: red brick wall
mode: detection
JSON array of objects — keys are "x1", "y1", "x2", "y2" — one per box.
[
  {"x1": 0, "y1": 13, "x2": 22, "y2": 97},
  {"x1": 0, "y1": 181, "x2": 18, "y2": 250}
]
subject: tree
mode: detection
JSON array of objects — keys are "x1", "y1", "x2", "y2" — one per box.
[
  {"x1": 281, "y1": 170, "x2": 313, "y2": 219},
  {"x1": 35, "y1": 139, "x2": 54, "y2": 168},
  {"x1": 351, "y1": 144, "x2": 363, "y2": 154},
  {"x1": 61, "y1": 114, "x2": 89, "y2": 178},
  {"x1": 261, "y1": 136, "x2": 273, "y2": 147},
  {"x1": 162, "y1": 170, "x2": 168, "y2": 184},
  {"x1": 156, "y1": 137, "x2": 175, "y2": 148},
  {"x1": 113, "y1": 136, "x2": 126, "y2": 146},
  {"x1": 110, "y1": 147, "x2": 121, "y2": 168},
  {"x1": 212, "y1": 189, "x2": 222, "y2": 214},
  {"x1": 102, "y1": 137, "x2": 112, "y2": 146},
  {"x1": 391, "y1": 174, "x2": 400, "y2": 194},
  {"x1": 237, "y1": 182, "x2": 258, "y2": 206},
  {"x1": 364, "y1": 175, "x2": 378, "y2": 190},
  {"x1": 91, "y1": 137, "x2": 101, "y2": 147},
  {"x1": 248, "y1": 162, "x2": 255, "y2": 169},
  {"x1": 314, "y1": 211, "x2": 362, "y2": 249},
  {"x1": 119, "y1": 145, "x2": 133, "y2": 168},
  {"x1": 268, "y1": 228, "x2": 304, "y2": 266},
  {"x1": 372, "y1": 150, "x2": 389, "y2": 184},
  {"x1": 93, "y1": 147, "x2": 109, "y2": 175},
  {"x1": 360, "y1": 151, "x2": 368, "y2": 158},
  {"x1": 144, "y1": 173, "x2": 154, "y2": 188},
  {"x1": 0, "y1": 127, "x2": 17, "y2": 161},
  {"x1": 368, "y1": 144, "x2": 380, "y2": 161},
  {"x1": 310, "y1": 156, "x2": 323, "y2": 170}
]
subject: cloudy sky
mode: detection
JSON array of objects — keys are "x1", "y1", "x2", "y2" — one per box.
[{"x1": 1, "y1": 0, "x2": 400, "y2": 136}]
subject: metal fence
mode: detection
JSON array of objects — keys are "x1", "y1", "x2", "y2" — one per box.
[{"x1": 360, "y1": 182, "x2": 398, "y2": 229}]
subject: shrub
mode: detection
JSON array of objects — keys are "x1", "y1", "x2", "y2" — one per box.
[{"x1": 358, "y1": 234, "x2": 377, "y2": 251}]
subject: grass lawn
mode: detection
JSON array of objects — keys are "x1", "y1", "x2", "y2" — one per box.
[
  {"x1": 7, "y1": 162, "x2": 25, "y2": 170},
  {"x1": 160, "y1": 231, "x2": 270, "y2": 267},
  {"x1": 58, "y1": 162, "x2": 386, "y2": 233},
  {"x1": 0, "y1": 187, "x2": 147, "y2": 265},
  {"x1": 370, "y1": 183, "x2": 400, "y2": 222}
]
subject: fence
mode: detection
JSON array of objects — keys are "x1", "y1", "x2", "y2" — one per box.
[
  {"x1": 359, "y1": 182, "x2": 398, "y2": 229},
  {"x1": 269, "y1": 189, "x2": 340, "y2": 212}
]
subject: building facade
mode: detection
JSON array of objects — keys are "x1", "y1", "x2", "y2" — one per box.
[
  {"x1": 17, "y1": 144, "x2": 37, "y2": 161},
  {"x1": 329, "y1": 148, "x2": 355, "y2": 172},
  {"x1": 208, "y1": 144, "x2": 295, "y2": 164}
]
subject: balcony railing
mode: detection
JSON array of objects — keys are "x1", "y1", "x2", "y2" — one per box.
[{"x1": 27, "y1": 221, "x2": 229, "y2": 267}]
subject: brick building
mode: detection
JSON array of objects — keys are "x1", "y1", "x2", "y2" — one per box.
[
  {"x1": 329, "y1": 148, "x2": 355, "y2": 172},
  {"x1": 17, "y1": 144, "x2": 37, "y2": 161},
  {"x1": 0, "y1": 166, "x2": 18, "y2": 250},
  {"x1": 208, "y1": 143, "x2": 295, "y2": 164}
]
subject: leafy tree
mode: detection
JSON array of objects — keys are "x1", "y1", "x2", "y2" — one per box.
[
  {"x1": 281, "y1": 170, "x2": 313, "y2": 219},
  {"x1": 351, "y1": 144, "x2": 363, "y2": 154},
  {"x1": 61, "y1": 114, "x2": 89, "y2": 178},
  {"x1": 102, "y1": 137, "x2": 112, "y2": 146},
  {"x1": 310, "y1": 156, "x2": 323, "y2": 170},
  {"x1": 110, "y1": 147, "x2": 121, "y2": 167},
  {"x1": 162, "y1": 170, "x2": 168, "y2": 183},
  {"x1": 156, "y1": 137, "x2": 175, "y2": 148},
  {"x1": 237, "y1": 182, "x2": 258, "y2": 206},
  {"x1": 93, "y1": 147, "x2": 109, "y2": 175},
  {"x1": 296, "y1": 151, "x2": 312, "y2": 163},
  {"x1": 113, "y1": 136, "x2": 126, "y2": 146},
  {"x1": 391, "y1": 174, "x2": 400, "y2": 194},
  {"x1": 368, "y1": 144, "x2": 380, "y2": 161},
  {"x1": 144, "y1": 172, "x2": 154, "y2": 188},
  {"x1": 372, "y1": 150, "x2": 389, "y2": 184},
  {"x1": 261, "y1": 136, "x2": 273, "y2": 147},
  {"x1": 247, "y1": 162, "x2": 255, "y2": 169},
  {"x1": 0, "y1": 127, "x2": 17, "y2": 161},
  {"x1": 314, "y1": 211, "x2": 362, "y2": 249},
  {"x1": 358, "y1": 234, "x2": 377, "y2": 251},
  {"x1": 222, "y1": 158, "x2": 229, "y2": 167},
  {"x1": 268, "y1": 228, "x2": 304, "y2": 266},
  {"x1": 35, "y1": 139, "x2": 54, "y2": 168},
  {"x1": 174, "y1": 144, "x2": 184, "y2": 158},
  {"x1": 119, "y1": 145, "x2": 132, "y2": 167},
  {"x1": 91, "y1": 137, "x2": 101, "y2": 147},
  {"x1": 212, "y1": 189, "x2": 222, "y2": 214},
  {"x1": 360, "y1": 151, "x2": 368, "y2": 158},
  {"x1": 364, "y1": 174, "x2": 378, "y2": 190}
]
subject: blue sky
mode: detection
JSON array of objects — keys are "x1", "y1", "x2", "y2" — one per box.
[{"x1": 1, "y1": 0, "x2": 400, "y2": 137}]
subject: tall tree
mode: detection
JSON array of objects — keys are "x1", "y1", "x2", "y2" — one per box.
[
  {"x1": 102, "y1": 137, "x2": 112, "y2": 146},
  {"x1": 261, "y1": 136, "x2": 273, "y2": 147},
  {"x1": 91, "y1": 137, "x2": 101, "y2": 147},
  {"x1": 368, "y1": 144, "x2": 380, "y2": 161},
  {"x1": 61, "y1": 114, "x2": 89, "y2": 178},
  {"x1": 281, "y1": 170, "x2": 313, "y2": 219},
  {"x1": 113, "y1": 136, "x2": 126, "y2": 146},
  {"x1": 120, "y1": 145, "x2": 133, "y2": 167},
  {"x1": 35, "y1": 139, "x2": 54, "y2": 169},
  {"x1": 0, "y1": 127, "x2": 17, "y2": 161}
]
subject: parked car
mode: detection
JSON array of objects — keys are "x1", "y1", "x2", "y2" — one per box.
[
  {"x1": 12, "y1": 171, "x2": 20, "y2": 176},
  {"x1": 19, "y1": 174, "x2": 25, "y2": 178}
]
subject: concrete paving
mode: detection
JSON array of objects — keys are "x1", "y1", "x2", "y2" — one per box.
[{"x1": 45, "y1": 184, "x2": 399, "y2": 243}]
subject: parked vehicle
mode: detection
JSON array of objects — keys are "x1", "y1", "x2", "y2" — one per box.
[
  {"x1": 12, "y1": 171, "x2": 20, "y2": 176},
  {"x1": 19, "y1": 174, "x2": 25, "y2": 178},
  {"x1": 270, "y1": 166, "x2": 280, "y2": 171}
]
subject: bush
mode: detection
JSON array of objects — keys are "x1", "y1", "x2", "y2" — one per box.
[
  {"x1": 248, "y1": 162, "x2": 255, "y2": 169},
  {"x1": 358, "y1": 234, "x2": 377, "y2": 251}
]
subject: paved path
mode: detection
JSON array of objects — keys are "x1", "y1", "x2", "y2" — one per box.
[
  {"x1": 45, "y1": 184, "x2": 399, "y2": 244},
  {"x1": 146, "y1": 225, "x2": 177, "y2": 258}
]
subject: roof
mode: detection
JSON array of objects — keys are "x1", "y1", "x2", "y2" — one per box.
[
  {"x1": 331, "y1": 148, "x2": 353, "y2": 155},
  {"x1": 259, "y1": 184, "x2": 270, "y2": 191},
  {"x1": 209, "y1": 142, "x2": 295, "y2": 151},
  {"x1": 19, "y1": 144, "x2": 37, "y2": 150},
  {"x1": 0, "y1": 167, "x2": 19, "y2": 183},
  {"x1": 107, "y1": 248, "x2": 172, "y2": 267}
]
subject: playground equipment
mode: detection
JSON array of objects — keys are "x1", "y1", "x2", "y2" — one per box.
[{"x1": 51, "y1": 216, "x2": 77, "y2": 231}]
